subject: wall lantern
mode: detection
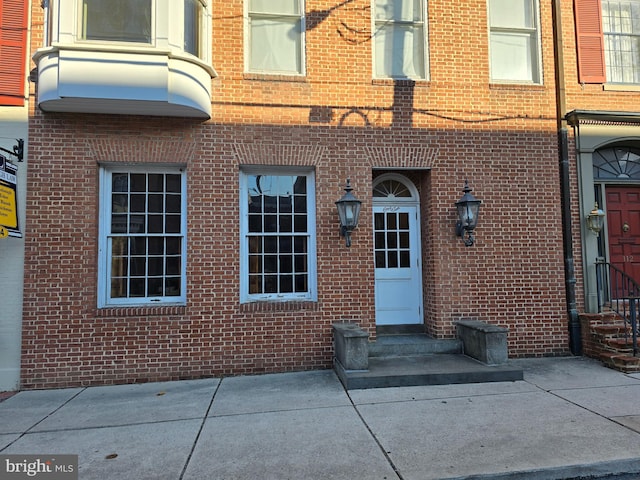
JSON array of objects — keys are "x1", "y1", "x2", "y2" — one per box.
[
  {"x1": 586, "y1": 202, "x2": 606, "y2": 235},
  {"x1": 335, "y1": 179, "x2": 362, "y2": 247},
  {"x1": 455, "y1": 180, "x2": 482, "y2": 247}
]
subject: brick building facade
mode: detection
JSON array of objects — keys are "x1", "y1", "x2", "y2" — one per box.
[{"x1": 19, "y1": 0, "x2": 597, "y2": 388}]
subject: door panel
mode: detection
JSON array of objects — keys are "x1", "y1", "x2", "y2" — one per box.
[
  {"x1": 373, "y1": 205, "x2": 422, "y2": 325},
  {"x1": 606, "y1": 186, "x2": 640, "y2": 290}
]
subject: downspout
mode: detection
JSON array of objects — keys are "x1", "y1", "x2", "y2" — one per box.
[{"x1": 553, "y1": 0, "x2": 582, "y2": 354}]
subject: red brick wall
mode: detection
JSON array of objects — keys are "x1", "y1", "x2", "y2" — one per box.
[{"x1": 22, "y1": 0, "x2": 571, "y2": 388}]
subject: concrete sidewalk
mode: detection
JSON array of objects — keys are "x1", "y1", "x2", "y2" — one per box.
[{"x1": 2, "y1": 356, "x2": 640, "y2": 479}]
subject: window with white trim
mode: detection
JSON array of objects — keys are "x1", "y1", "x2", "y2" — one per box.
[
  {"x1": 82, "y1": 0, "x2": 152, "y2": 43},
  {"x1": 240, "y1": 170, "x2": 317, "y2": 302},
  {"x1": 603, "y1": 0, "x2": 640, "y2": 83},
  {"x1": 98, "y1": 166, "x2": 187, "y2": 307},
  {"x1": 184, "y1": 0, "x2": 207, "y2": 58},
  {"x1": 373, "y1": 0, "x2": 428, "y2": 79},
  {"x1": 488, "y1": 0, "x2": 542, "y2": 83},
  {"x1": 246, "y1": 0, "x2": 305, "y2": 74}
]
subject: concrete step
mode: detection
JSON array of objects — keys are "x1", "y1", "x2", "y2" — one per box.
[
  {"x1": 335, "y1": 354, "x2": 524, "y2": 390},
  {"x1": 368, "y1": 334, "x2": 462, "y2": 357}
]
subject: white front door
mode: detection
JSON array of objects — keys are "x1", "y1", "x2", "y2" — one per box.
[{"x1": 373, "y1": 204, "x2": 423, "y2": 325}]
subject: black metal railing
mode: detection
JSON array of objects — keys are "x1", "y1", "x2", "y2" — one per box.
[{"x1": 595, "y1": 258, "x2": 639, "y2": 356}]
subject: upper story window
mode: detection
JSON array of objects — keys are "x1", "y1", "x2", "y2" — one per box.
[
  {"x1": 82, "y1": 0, "x2": 152, "y2": 43},
  {"x1": 246, "y1": 0, "x2": 305, "y2": 75},
  {"x1": 373, "y1": 0, "x2": 428, "y2": 79},
  {"x1": 488, "y1": 0, "x2": 542, "y2": 83},
  {"x1": 603, "y1": 0, "x2": 640, "y2": 83}
]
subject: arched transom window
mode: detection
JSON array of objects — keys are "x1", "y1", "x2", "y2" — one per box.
[
  {"x1": 594, "y1": 146, "x2": 640, "y2": 180},
  {"x1": 373, "y1": 175, "x2": 418, "y2": 201}
]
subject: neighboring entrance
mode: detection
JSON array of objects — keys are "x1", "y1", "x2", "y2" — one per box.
[
  {"x1": 606, "y1": 186, "x2": 640, "y2": 285},
  {"x1": 372, "y1": 174, "x2": 423, "y2": 326}
]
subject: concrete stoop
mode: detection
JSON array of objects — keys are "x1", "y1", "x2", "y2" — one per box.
[{"x1": 333, "y1": 323, "x2": 523, "y2": 390}]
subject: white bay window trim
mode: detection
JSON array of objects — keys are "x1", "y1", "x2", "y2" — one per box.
[{"x1": 34, "y1": 0, "x2": 215, "y2": 117}]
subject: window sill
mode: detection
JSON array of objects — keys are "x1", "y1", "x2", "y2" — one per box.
[
  {"x1": 95, "y1": 305, "x2": 187, "y2": 318},
  {"x1": 371, "y1": 78, "x2": 430, "y2": 87},
  {"x1": 489, "y1": 83, "x2": 545, "y2": 91},
  {"x1": 603, "y1": 84, "x2": 640, "y2": 92},
  {"x1": 243, "y1": 73, "x2": 307, "y2": 82},
  {"x1": 239, "y1": 300, "x2": 319, "y2": 313}
]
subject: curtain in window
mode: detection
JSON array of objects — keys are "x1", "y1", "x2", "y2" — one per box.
[
  {"x1": 248, "y1": 0, "x2": 303, "y2": 74},
  {"x1": 603, "y1": 0, "x2": 640, "y2": 83},
  {"x1": 374, "y1": 0, "x2": 426, "y2": 79},
  {"x1": 489, "y1": 0, "x2": 539, "y2": 82}
]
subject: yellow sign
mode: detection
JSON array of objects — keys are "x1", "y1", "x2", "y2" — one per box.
[
  {"x1": 0, "y1": 155, "x2": 21, "y2": 238},
  {"x1": 0, "y1": 183, "x2": 17, "y2": 229}
]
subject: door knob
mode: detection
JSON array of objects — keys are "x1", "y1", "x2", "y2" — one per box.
[{"x1": 623, "y1": 222, "x2": 630, "y2": 232}]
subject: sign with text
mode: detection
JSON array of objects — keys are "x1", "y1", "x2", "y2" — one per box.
[
  {"x1": 0, "y1": 455, "x2": 77, "y2": 480},
  {"x1": 0, "y1": 155, "x2": 21, "y2": 238}
]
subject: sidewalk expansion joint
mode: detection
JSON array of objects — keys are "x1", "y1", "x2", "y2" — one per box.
[
  {"x1": 178, "y1": 376, "x2": 223, "y2": 480},
  {"x1": 345, "y1": 389, "x2": 405, "y2": 480}
]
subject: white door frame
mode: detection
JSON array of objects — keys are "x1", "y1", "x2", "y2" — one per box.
[{"x1": 372, "y1": 174, "x2": 424, "y2": 326}]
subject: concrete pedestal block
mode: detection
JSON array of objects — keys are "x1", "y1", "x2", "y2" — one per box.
[
  {"x1": 456, "y1": 319, "x2": 508, "y2": 365},
  {"x1": 332, "y1": 323, "x2": 369, "y2": 371}
]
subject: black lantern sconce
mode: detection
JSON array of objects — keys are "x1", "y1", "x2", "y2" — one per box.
[
  {"x1": 455, "y1": 180, "x2": 482, "y2": 247},
  {"x1": 335, "y1": 179, "x2": 362, "y2": 247},
  {"x1": 586, "y1": 202, "x2": 605, "y2": 236}
]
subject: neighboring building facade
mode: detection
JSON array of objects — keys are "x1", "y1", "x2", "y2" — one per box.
[
  {"x1": 0, "y1": 0, "x2": 29, "y2": 391},
  {"x1": 559, "y1": 0, "x2": 640, "y2": 339},
  {"x1": 22, "y1": 0, "x2": 571, "y2": 389}
]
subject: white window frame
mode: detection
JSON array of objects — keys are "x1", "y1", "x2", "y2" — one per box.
[
  {"x1": 488, "y1": 0, "x2": 543, "y2": 84},
  {"x1": 245, "y1": 0, "x2": 306, "y2": 75},
  {"x1": 603, "y1": 0, "x2": 640, "y2": 84},
  {"x1": 98, "y1": 165, "x2": 188, "y2": 308},
  {"x1": 239, "y1": 168, "x2": 317, "y2": 303},
  {"x1": 371, "y1": 0, "x2": 429, "y2": 80}
]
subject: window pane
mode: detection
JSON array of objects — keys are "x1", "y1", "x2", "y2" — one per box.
[
  {"x1": 251, "y1": 0, "x2": 300, "y2": 15},
  {"x1": 184, "y1": 0, "x2": 203, "y2": 57},
  {"x1": 131, "y1": 194, "x2": 146, "y2": 213},
  {"x1": 490, "y1": 32, "x2": 536, "y2": 81},
  {"x1": 375, "y1": 24, "x2": 425, "y2": 78},
  {"x1": 165, "y1": 277, "x2": 181, "y2": 296},
  {"x1": 604, "y1": 0, "x2": 640, "y2": 83},
  {"x1": 489, "y1": 0, "x2": 534, "y2": 28},
  {"x1": 83, "y1": 0, "x2": 151, "y2": 43},
  {"x1": 148, "y1": 174, "x2": 164, "y2": 192},
  {"x1": 249, "y1": 18, "x2": 302, "y2": 73},
  {"x1": 375, "y1": 0, "x2": 421, "y2": 21}
]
